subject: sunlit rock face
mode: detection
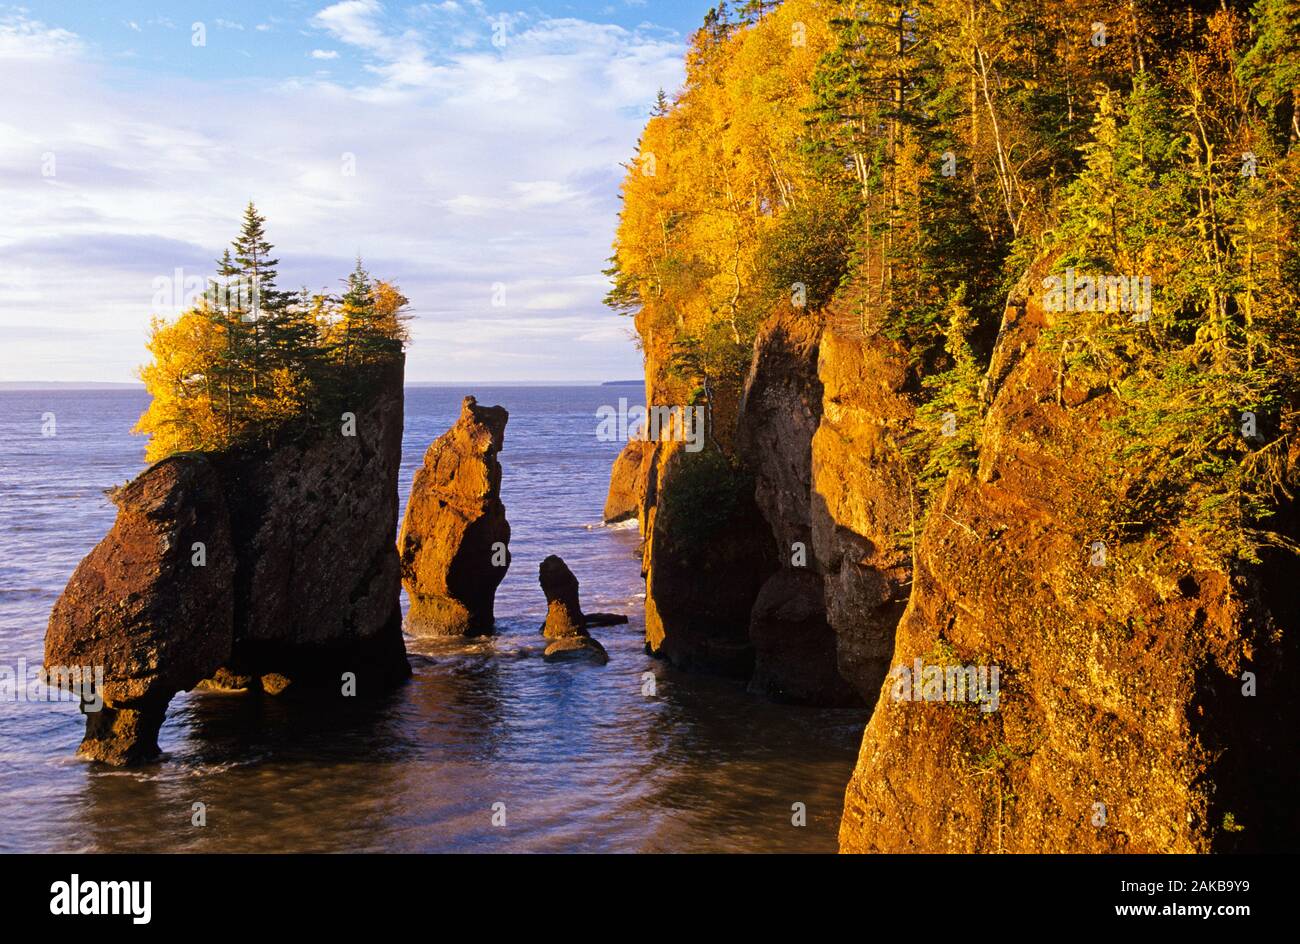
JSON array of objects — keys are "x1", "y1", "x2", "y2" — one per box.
[
  {"x1": 603, "y1": 439, "x2": 655, "y2": 525},
  {"x1": 839, "y1": 258, "x2": 1300, "y2": 853},
  {"x1": 399, "y1": 395, "x2": 511, "y2": 636},
  {"x1": 810, "y1": 313, "x2": 915, "y2": 705}
]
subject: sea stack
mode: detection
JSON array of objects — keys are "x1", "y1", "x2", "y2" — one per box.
[
  {"x1": 538, "y1": 555, "x2": 609, "y2": 665},
  {"x1": 45, "y1": 358, "x2": 411, "y2": 765},
  {"x1": 399, "y1": 396, "x2": 511, "y2": 635}
]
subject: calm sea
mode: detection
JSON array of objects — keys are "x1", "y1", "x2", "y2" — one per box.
[{"x1": 0, "y1": 386, "x2": 865, "y2": 852}]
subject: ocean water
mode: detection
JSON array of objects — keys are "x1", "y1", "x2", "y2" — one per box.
[{"x1": 0, "y1": 386, "x2": 866, "y2": 853}]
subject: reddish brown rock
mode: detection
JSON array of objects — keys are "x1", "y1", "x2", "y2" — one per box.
[
  {"x1": 45, "y1": 455, "x2": 236, "y2": 764},
  {"x1": 539, "y1": 555, "x2": 585, "y2": 639},
  {"x1": 398, "y1": 396, "x2": 511, "y2": 635},
  {"x1": 737, "y1": 305, "x2": 824, "y2": 556},
  {"x1": 811, "y1": 307, "x2": 915, "y2": 702},
  {"x1": 45, "y1": 454, "x2": 236, "y2": 765},
  {"x1": 220, "y1": 358, "x2": 410, "y2": 690},
  {"x1": 603, "y1": 438, "x2": 656, "y2": 524},
  {"x1": 543, "y1": 635, "x2": 610, "y2": 665},
  {"x1": 737, "y1": 306, "x2": 861, "y2": 706},
  {"x1": 44, "y1": 359, "x2": 411, "y2": 766},
  {"x1": 839, "y1": 255, "x2": 1300, "y2": 853}
]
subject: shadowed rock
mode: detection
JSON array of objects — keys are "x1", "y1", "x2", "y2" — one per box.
[
  {"x1": 44, "y1": 359, "x2": 411, "y2": 766},
  {"x1": 45, "y1": 455, "x2": 235, "y2": 764},
  {"x1": 738, "y1": 305, "x2": 863, "y2": 706},
  {"x1": 543, "y1": 635, "x2": 609, "y2": 665},
  {"x1": 538, "y1": 555, "x2": 610, "y2": 665},
  {"x1": 398, "y1": 396, "x2": 511, "y2": 635},
  {"x1": 539, "y1": 555, "x2": 585, "y2": 639}
]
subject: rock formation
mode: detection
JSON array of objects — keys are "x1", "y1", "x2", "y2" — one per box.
[
  {"x1": 45, "y1": 359, "x2": 410, "y2": 765},
  {"x1": 809, "y1": 310, "x2": 916, "y2": 703},
  {"x1": 538, "y1": 555, "x2": 609, "y2": 665},
  {"x1": 641, "y1": 440, "x2": 776, "y2": 677},
  {"x1": 45, "y1": 456, "x2": 236, "y2": 765},
  {"x1": 398, "y1": 396, "x2": 510, "y2": 635},
  {"x1": 539, "y1": 554, "x2": 585, "y2": 638},
  {"x1": 838, "y1": 258, "x2": 1300, "y2": 853},
  {"x1": 603, "y1": 438, "x2": 656, "y2": 524},
  {"x1": 737, "y1": 306, "x2": 860, "y2": 706}
]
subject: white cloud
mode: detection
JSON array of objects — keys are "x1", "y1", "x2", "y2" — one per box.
[
  {"x1": 0, "y1": 13, "x2": 82, "y2": 59},
  {"x1": 0, "y1": 6, "x2": 685, "y2": 382},
  {"x1": 310, "y1": 49, "x2": 340, "y2": 59}
]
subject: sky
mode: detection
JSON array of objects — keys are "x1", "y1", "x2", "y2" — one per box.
[{"x1": 0, "y1": 0, "x2": 713, "y2": 383}]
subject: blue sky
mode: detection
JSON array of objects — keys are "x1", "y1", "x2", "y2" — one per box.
[{"x1": 0, "y1": 0, "x2": 712, "y2": 382}]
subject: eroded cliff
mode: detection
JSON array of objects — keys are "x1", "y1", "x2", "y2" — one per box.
[{"x1": 838, "y1": 261, "x2": 1300, "y2": 853}]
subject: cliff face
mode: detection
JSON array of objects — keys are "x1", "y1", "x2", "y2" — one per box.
[
  {"x1": 642, "y1": 439, "x2": 776, "y2": 677},
  {"x1": 811, "y1": 320, "x2": 916, "y2": 702},
  {"x1": 737, "y1": 307, "x2": 860, "y2": 705},
  {"x1": 221, "y1": 358, "x2": 408, "y2": 682},
  {"x1": 398, "y1": 396, "x2": 511, "y2": 635},
  {"x1": 838, "y1": 262, "x2": 1300, "y2": 852},
  {"x1": 45, "y1": 358, "x2": 410, "y2": 765}
]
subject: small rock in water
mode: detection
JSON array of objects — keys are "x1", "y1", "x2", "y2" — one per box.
[
  {"x1": 539, "y1": 555, "x2": 587, "y2": 639},
  {"x1": 259, "y1": 673, "x2": 293, "y2": 696},
  {"x1": 542, "y1": 636, "x2": 609, "y2": 666}
]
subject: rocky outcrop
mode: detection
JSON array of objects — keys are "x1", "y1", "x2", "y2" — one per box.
[
  {"x1": 838, "y1": 257, "x2": 1300, "y2": 853},
  {"x1": 398, "y1": 396, "x2": 510, "y2": 635},
  {"x1": 737, "y1": 306, "x2": 824, "y2": 556},
  {"x1": 543, "y1": 635, "x2": 610, "y2": 665},
  {"x1": 45, "y1": 359, "x2": 410, "y2": 765},
  {"x1": 539, "y1": 555, "x2": 585, "y2": 639},
  {"x1": 603, "y1": 439, "x2": 655, "y2": 524},
  {"x1": 642, "y1": 441, "x2": 776, "y2": 677},
  {"x1": 538, "y1": 555, "x2": 609, "y2": 665},
  {"x1": 811, "y1": 312, "x2": 915, "y2": 702},
  {"x1": 45, "y1": 456, "x2": 236, "y2": 764},
  {"x1": 737, "y1": 306, "x2": 859, "y2": 706}
]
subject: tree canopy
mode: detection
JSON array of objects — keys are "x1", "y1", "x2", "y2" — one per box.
[{"x1": 134, "y1": 205, "x2": 411, "y2": 463}]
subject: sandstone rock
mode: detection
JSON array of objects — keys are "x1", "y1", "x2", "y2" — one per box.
[
  {"x1": 811, "y1": 309, "x2": 915, "y2": 702},
  {"x1": 582, "y1": 612, "x2": 628, "y2": 628},
  {"x1": 539, "y1": 555, "x2": 586, "y2": 638},
  {"x1": 603, "y1": 439, "x2": 656, "y2": 524},
  {"x1": 838, "y1": 254, "x2": 1300, "y2": 853},
  {"x1": 45, "y1": 454, "x2": 236, "y2": 764},
  {"x1": 737, "y1": 306, "x2": 861, "y2": 706},
  {"x1": 259, "y1": 673, "x2": 292, "y2": 696},
  {"x1": 747, "y1": 569, "x2": 859, "y2": 706},
  {"x1": 398, "y1": 396, "x2": 511, "y2": 635},
  {"x1": 737, "y1": 306, "x2": 824, "y2": 556},
  {"x1": 194, "y1": 667, "x2": 253, "y2": 694},
  {"x1": 45, "y1": 359, "x2": 411, "y2": 765},
  {"x1": 642, "y1": 441, "x2": 776, "y2": 677},
  {"x1": 542, "y1": 635, "x2": 610, "y2": 665},
  {"x1": 221, "y1": 358, "x2": 410, "y2": 689}
]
